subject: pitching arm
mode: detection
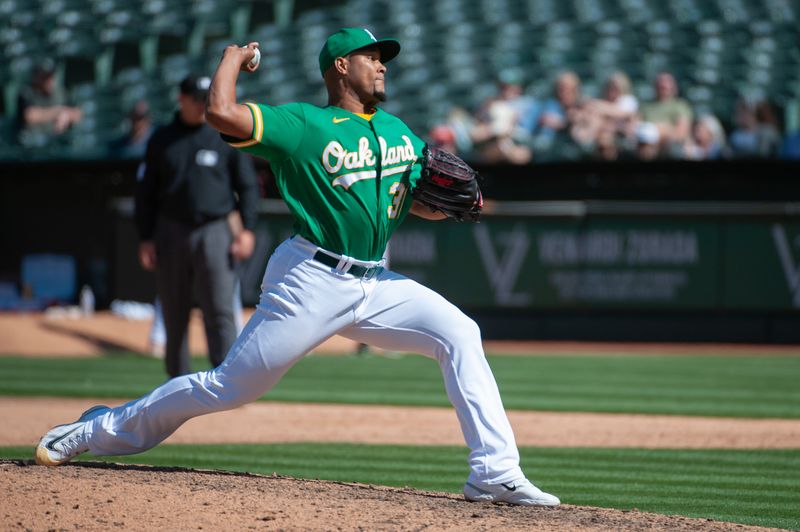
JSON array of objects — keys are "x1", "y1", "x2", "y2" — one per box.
[{"x1": 206, "y1": 42, "x2": 259, "y2": 139}]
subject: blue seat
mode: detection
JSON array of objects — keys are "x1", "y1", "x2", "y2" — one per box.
[{"x1": 21, "y1": 254, "x2": 77, "y2": 303}]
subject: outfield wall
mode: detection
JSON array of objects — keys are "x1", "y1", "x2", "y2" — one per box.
[
  {"x1": 220, "y1": 201, "x2": 800, "y2": 343},
  {"x1": 2, "y1": 159, "x2": 800, "y2": 342}
]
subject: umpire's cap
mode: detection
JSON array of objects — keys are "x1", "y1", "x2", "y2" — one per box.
[
  {"x1": 318, "y1": 28, "x2": 400, "y2": 76},
  {"x1": 179, "y1": 74, "x2": 211, "y2": 99}
]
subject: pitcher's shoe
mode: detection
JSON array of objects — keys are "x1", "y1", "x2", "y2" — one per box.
[
  {"x1": 35, "y1": 405, "x2": 110, "y2": 466},
  {"x1": 464, "y1": 478, "x2": 560, "y2": 506}
]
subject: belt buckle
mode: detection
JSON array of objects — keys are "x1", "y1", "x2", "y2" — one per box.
[{"x1": 362, "y1": 266, "x2": 379, "y2": 281}]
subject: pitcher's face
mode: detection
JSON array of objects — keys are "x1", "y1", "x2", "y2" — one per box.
[{"x1": 345, "y1": 47, "x2": 387, "y2": 104}]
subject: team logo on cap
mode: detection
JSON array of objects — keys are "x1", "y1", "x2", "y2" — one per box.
[{"x1": 363, "y1": 29, "x2": 377, "y2": 41}]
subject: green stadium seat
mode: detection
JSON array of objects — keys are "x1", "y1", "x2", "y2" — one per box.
[
  {"x1": 160, "y1": 53, "x2": 210, "y2": 86},
  {"x1": 0, "y1": 114, "x2": 16, "y2": 147},
  {"x1": 1, "y1": 0, "x2": 798, "y2": 158}
]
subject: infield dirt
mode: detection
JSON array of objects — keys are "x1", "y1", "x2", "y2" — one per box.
[
  {"x1": 1, "y1": 460, "x2": 782, "y2": 532},
  {"x1": 2, "y1": 312, "x2": 797, "y2": 530}
]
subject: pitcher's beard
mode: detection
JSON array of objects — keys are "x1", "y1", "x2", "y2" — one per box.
[{"x1": 375, "y1": 90, "x2": 387, "y2": 102}]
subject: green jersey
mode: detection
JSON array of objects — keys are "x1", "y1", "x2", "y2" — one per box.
[{"x1": 225, "y1": 102, "x2": 424, "y2": 261}]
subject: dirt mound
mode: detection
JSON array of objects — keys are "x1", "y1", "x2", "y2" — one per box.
[{"x1": 2, "y1": 460, "x2": 775, "y2": 531}]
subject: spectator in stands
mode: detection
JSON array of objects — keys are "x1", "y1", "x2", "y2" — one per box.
[
  {"x1": 600, "y1": 71, "x2": 639, "y2": 124},
  {"x1": 16, "y1": 60, "x2": 82, "y2": 147},
  {"x1": 432, "y1": 107, "x2": 476, "y2": 160},
  {"x1": 571, "y1": 71, "x2": 639, "y2": 160},
  {"x1": 592, "y1": 128, "x2": 620, "y2": 161},
  {"x1": 681, "y1": 114, "x2": 727, "y2": 160},
  {"x1": 428, "y1": 124, "x2": 459, "y2": 154},
  {"x1": 519, "y1": 71, "x2": 584, "y2": 158},
  {"x1": 468, "y1": 74, "x2": 532, "y2": 164},
  {"x1": 108, "y1": 100, "x2": 154, "y2": 159},
  {"x1": 729, "y1": 98, "x2": 782, "y2": 158},
  {"x1": 638, "y1": 72, "x2": 693, "y2": 154},
  {"x1": 633, "y1": 122, "x2": 662, "y2": 161},
  {"x1": 574, "y1": 71, "x2": 639, "y2": 146}
]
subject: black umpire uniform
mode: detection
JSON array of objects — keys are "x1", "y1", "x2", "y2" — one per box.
[{"x1": 135, "y1": 75, "x2": 259, "y2": 377}]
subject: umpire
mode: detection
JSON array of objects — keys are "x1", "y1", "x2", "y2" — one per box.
[{"x1": 135, "y1": 74, "x2": 259, "y2": 377}]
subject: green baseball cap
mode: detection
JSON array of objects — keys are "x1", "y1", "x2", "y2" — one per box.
[{"x1": 318, "y1": 27, "x2": 401, "y2": 76}]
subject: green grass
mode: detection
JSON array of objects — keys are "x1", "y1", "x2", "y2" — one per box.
[
  {"x1": 3, "y1": 445, "x2": 798, "y2": 530},
  {"x1": 1, "y1": 352, "x2": 799, "y2": 417}
]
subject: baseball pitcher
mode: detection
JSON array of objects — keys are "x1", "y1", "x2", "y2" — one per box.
[{"x1": 35, "y1": 27, "x2": 559, "y2": 507}]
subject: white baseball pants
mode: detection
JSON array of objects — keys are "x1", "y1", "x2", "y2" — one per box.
[{"x1": 87, "y1": 236, "x2": 523, "y2": 485}]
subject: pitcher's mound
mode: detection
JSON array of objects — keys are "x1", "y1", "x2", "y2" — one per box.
[{"x1": 1, "y1": 460, "x2": 773, "y2": 531}]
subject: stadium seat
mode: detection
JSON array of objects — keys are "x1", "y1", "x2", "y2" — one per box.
[
  {"x1": 0, "y1": 0, "x2": 798, "y2": 159},
  {"x1": 20, "y1": 254, "x2": 77, "y2": 303}
]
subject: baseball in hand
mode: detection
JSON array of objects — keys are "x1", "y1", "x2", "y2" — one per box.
[{"x1": 247, "y1": 47, "x2": 260, "y2": 69}]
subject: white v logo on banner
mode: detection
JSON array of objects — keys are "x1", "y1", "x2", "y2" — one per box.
[
  {"x1": 474, "y1": 224, "x2": 531, "y2": 306},
  {"x1": 771, "y1": 224, "x2": 800, "y2": 307}
]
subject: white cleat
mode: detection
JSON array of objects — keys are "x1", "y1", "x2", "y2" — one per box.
[
  {"x1": 464, "y1": 478, "x2": 561, "y2": 506},
  {"x1": 35, "y1": 405, "x2": 110, "y2": 466}
]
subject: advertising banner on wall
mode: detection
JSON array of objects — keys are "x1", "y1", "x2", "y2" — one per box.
[
  {"x1": 247, "y1": 213, "x2": 800, "y2": 311},
  {"x1": 723, "y1": 222, "x2": 800, "y2": 309},
  {"x1": 389, "y1": 218, "x2": 719, "y2": 309}
]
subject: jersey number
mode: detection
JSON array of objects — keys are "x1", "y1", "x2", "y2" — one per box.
[{"x1": 387, "y1": 182, "x2": 407, "y2": 219}]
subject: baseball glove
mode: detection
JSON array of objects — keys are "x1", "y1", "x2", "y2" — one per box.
[{"x1": 413, "y1": 145, "x2": 483, "y2": 221}]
